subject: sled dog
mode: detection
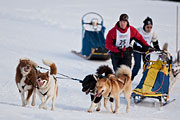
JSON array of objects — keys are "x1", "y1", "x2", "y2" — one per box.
[
  {"x1": 15, "y1": 58, "x2": 38, "y2": 106},
  {"x1": 36, "y1": 59, "x2": 58, "y2": 111},
  {"x1": 95, "y1": 65, "x2": 132, "y2": 113},
  {"x1": 170, "y1": 50, "x2": 180, "y2": 91},
  {"x1": 161, "y1": 43, "x2": 180, "y2": 91},
  {"x1": 82, "y1": 65, "x2": 114, "y2": 112}
]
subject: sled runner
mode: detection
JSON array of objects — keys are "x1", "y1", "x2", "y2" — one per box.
[
  {"x1": 72, "y1": 12, "x2": 110, "y2": 60},
  {"x1": 131, "y1": 50, "x2": 173, "y2": 106}
]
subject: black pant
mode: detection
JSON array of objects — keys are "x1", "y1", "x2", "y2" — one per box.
[
  {"x1": 110, "y1": 51, "x2": 132, "y2": 72},
  {"x1": 131, "y1": 51, "x2": 150, "y2": 81}
]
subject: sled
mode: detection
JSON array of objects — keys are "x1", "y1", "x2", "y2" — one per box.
[
  {"x1": 72, "y1": 12, "x2": 110, "y2": 60},
  {"x1": 72, "y1": 48, "x2": 110, "y2": 60},
  {"x1": 131, "y1": 50, "x2": 173, "y2": 106}
]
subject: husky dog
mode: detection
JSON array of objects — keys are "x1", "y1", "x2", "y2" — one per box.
[
  {"x1": 36, "y1": 59, "x2": 58, "y2": 111},
  {"x1": 95, "y1": 65, "x2": 132, "y2": 113},
  {"x1": 82, "y1": 65, "x2": 114, "y2": 112},
  {"x1": 170, "y1": 50, "x2": 180, "y2": 91},
  {"x1": 160, "y1": 42, "x2": 180, "y2": 91},
  {"x1": 15, "y1": 58, "x2": 38, "y2": 107}
]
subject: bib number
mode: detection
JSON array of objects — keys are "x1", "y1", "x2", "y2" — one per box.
[{"x1": 118, "y1": 39, "x2": 126, "y2": 48}]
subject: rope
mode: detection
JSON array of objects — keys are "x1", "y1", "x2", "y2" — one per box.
[{"x1": 37, "y1": 66, "x2": 83, "y2": 83}]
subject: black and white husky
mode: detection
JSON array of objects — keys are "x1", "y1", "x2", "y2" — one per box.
[{"x1": 82, "y1": 65, "x2": 114, "y2": 112}]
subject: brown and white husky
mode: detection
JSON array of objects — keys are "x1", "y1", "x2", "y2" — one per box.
[
  {"x1": 36, "y1": 59, "x2": 58, "y2": 111},
  {"x1": 95, "y1": 65, "x2": 132, "y2": 113},
  {"x1": 15, "y1": 58, "x2": 38, "y2": 107}
]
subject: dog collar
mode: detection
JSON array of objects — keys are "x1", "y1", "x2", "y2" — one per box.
[{"x1": 108, "y1": 92, "x2": 111, "y2": 97}]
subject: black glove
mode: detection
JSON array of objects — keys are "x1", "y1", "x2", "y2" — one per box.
[
  {"x1": 128, "y1": 46, "x2": 133, "y2": 54},
  {"x1": 148, "y1": 46, "x2": 155, "y2": 52},
  {"x1": 168, "y1": 56, "x2": 173, "y2": 65}
]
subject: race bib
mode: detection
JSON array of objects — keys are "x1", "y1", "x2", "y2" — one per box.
[
  {"x1": 116, "y1": 28, "x2": 130, "y2": 49},
  {"x1": 136, "y1": 28, "x2": 152, "y2": 47}
]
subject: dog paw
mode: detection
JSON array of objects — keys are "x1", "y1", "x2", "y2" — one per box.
[
  {"x1": 22, "y1": 101, "x2": 27, "y2": 107},
  {"x1": 42, "y1": 106, "x2": 47, "y2": 110},
  {"x1": 51, "y1": 107, "x2": 55, "y2": 111},
  {"x1": 31, "y1": 102, "x2": 35, "y2": 106},
  {"x1": 25, "y1": 100, "x2": 30, "y2": 105},
  {"x1": 87, "y1": 110, "x2": 92, "y2": 113},
  {"x1": 22, "y1": 104, "x2": 26, "y2": 107},
  {"x1": 39, "y1": 103, "x2": 46, "y2": 109},
  {"x1": 96, "y1": 108, "x2": 100, "y2": 112},
  {"x1": 113, "y1": 111, "x2": 119, "y2": 114},
  {"x1": 39, "y1": 105, "x2": 42, "y2": 109}
]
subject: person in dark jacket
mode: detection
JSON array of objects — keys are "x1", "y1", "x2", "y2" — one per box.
[
  {"x1": 131, "y1": 17, "x2": 160, "y2": 81},
  {"x1": 105, "y1": 14, "x2": 150, "y2": 72}
]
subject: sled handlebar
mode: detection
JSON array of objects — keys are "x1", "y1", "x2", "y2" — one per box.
[
  {"x1": 83, "y1": 22, "x2": 102, "y2": 25},
  {"x1": 144, "y1": 50, "x2": 172, "y2": 64}
]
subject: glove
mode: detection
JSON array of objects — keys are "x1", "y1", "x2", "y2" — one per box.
[
  {"x1": 148, "y1": 46, "x2": 155, "y2": 52},
  {"x1": 129, "y1": 40, "x2": 135, "y2": 48},
  {"x1": 117, "y1": 47, "x2": 126, "y2": 52},
  {"x1": 128, "y1": 46, "x2": 133, "y2": 54},
  {"x1": 168, "y1": 56, "x2": 173, "y2": 65}
]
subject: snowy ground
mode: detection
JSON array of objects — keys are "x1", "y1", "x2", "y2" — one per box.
[{"x1": 0, "y1": 0, "x2": 180, "y2": 120}]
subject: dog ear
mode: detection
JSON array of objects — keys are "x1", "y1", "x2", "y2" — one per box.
[
  {"x1": 36, "y1": 70, "x2": 41, "y2": 75},
  {"x1": 106, "y1": 78, "x2": 111, "y2": 87},
  {"x1": 162, "y1": 42, "x2": 168, "y2": 51},
  {"x1": 97, "y1": 78, "x2": 100, "y2": 81}
]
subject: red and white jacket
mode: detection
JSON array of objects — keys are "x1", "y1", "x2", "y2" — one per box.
[{"x1": 105, "y1": 22, "x2": 149, "y2": 53}]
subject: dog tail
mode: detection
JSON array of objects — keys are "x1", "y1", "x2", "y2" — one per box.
[
  {"x1": 162, "y1": 42, "x2": 168, "y2": 51},
  {"x1": 42, "y1": 59, "x2": 57, "y2": 75},
  {"x1": 96, "y1": 65, "x2": 113, "y2": 77},
  {"x1": 116, "y1": 65, "x2": 131, "y2": 82}
]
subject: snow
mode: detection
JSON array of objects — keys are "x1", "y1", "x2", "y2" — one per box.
[{"x1": 0, "y1": 0, "x2": 180, "y2": 120}]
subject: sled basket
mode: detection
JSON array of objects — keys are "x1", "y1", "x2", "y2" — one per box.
[{"x1": 132, "y1": 50, "x2": 172, "y2": 105}]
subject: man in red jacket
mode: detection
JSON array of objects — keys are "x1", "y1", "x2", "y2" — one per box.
[{"x1": 105, "y1": 14, "x2": 150, "y2": 72}]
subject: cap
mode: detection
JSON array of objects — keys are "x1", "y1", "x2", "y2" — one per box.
[
  {"x1": 143, "y1": 17, "x2": 153, "y2": 26},
  {"x1": 119, "y1": 14, "x2": 129, "y2": 22}
]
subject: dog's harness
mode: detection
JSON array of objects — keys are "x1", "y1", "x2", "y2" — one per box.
[
  {"x1": 104, "y1": 81, "x2": 112, "y2": 99},
  {"x1": 104, "y1": 75, "x2": 127, "y2": 99},
  {"x1": 107, "y1": 92, "x2": 111, "y2": 98},
  {"x1": 22, "y1": 85, "x2": 26, "y2": 89},
  {"x1": 39, "y1": 90, "x2": 48, "y2": 96},
  {"x1": 117, "y1": 76, "x2": 127, "y2": 86},
  {"x1": 38, "y1": 87, "x2": 50, "y2": 96}
]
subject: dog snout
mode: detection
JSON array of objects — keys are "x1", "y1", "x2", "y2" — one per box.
[
  {"x1": 36, "y1": 78, "x2": 41, "y2": 82},
  {"x1": 26, "y1": 65, "x2": 30, "y2": 69},
  {"x1": 82, "y1": 88, "x2": 86, "y2": 92}
]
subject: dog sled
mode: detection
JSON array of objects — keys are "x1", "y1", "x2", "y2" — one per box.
[
  {"x1": 72, "y1": 12, "x2": 110, "y2": 60},
  {"x1": 131, "y1": 50, "x2": 173, "y2": 106}
]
